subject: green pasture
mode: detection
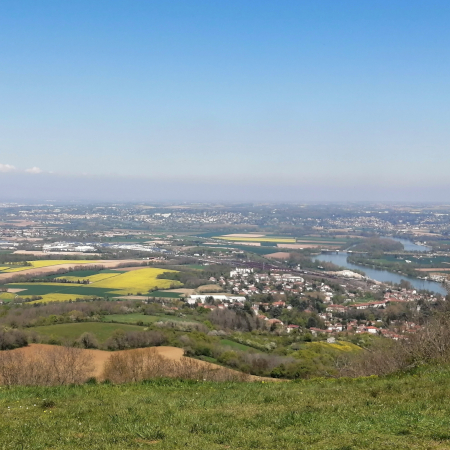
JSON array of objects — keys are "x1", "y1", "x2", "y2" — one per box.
[
  {"x1": 148, "y1": 290, "x2": 182, "y2": 298},
  {"x1": 10, "y1": 283, "x2": 116, "y2": 297},
  {"x1": 49, "y1": 269, "x2": 119, "y2": 279},
  {"x1": 33, "y1": 322, "x2": 145, "y2": 342},
  {"x1": 102, "y1": 313, "x2": 200, "y2": 325},
  {"x1": 220, "y1": 339, "x2": 256, "y2": 352}
]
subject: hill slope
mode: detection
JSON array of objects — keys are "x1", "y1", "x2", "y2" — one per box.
[{"x1": 2, "y1": 365, "x2": 450, "y2": 449}]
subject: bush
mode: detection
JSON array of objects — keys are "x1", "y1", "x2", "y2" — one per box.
[
  {"x1": 0, "y1": 346, "x2": 94, "y2": 385},
  {"x1": 102, "y1": 348, "x2": 249, "y2": 383},
  {"x1": 77, "y1": 332, "x2": 99, "y2": 349},
  {"x1": 340, "y1": 313, "x2": 450, "y2": 377},
  {"x1": 0, "y1": 329, "x2": 28, "y2": 350}
]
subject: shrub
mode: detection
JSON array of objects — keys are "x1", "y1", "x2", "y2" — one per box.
[
  {"x1": 102, "y1": 348, "x2": 249, "y2": 383},
  {"x1": 0, "y1": 329, "x2": 28, "y2": 350},
  {"x1": 0, "y1": 346, "x2": 94, "y2": 385},
  {"x1": 77, "y1": 332, "x2": 99, "y2": 349}
]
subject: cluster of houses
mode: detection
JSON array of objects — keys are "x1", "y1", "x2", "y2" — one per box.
[
  {"x1": 226, "y1": 268, "x2": 305, "y2": 296},
  {"x1": 182, "y1": 268, "x2": 435, "y2": 339}
]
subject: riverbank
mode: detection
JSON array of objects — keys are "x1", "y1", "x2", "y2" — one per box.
[{"x1": 314, "y1": 252, "x2": 448, "y2": 295}]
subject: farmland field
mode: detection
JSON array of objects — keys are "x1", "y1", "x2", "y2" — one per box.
[
  {"x1": 148, "y1": 290, "x2": 182, "y2": 298},
  {"x1": 51, "y1": 269, "x2": 113, "y2": 278},
  {"x1": 0, "y1": 292, "x2": 15, "y2": 302},
  {"x1": 0, "y1": 260, "x2": 99, "y2": 273},
  {"x1": 102, "y1": 313, "x2": 199, "y2": 324},
  {"x1": 216, "y1": 236, "x2": 296, "y2": 243},
  {"x1": 30, "y1": 294, "x2": 94, "y2": 304},
  {"x1": 55, "y1": 272, "x2": 120, "y2": 283},
  {"x1": 86, "y1": 268, "x2": 180, "y2": 294},
  {"x1": 220, "y1": 339, "x2": 256, "y2": 351},
  {"x1": 33, "y1": 322, "x2": 145, "y2": 342},
  {"x1": 6, "y1": 267, "x2": 182, "y2": 302}
]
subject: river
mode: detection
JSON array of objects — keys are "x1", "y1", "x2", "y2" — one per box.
[
  {"x1": 384, "y1": 236, "x2": 431, "y2": 252},
  {"x1": 314, "y1": 251, "x2": 447, "y2": 296}
]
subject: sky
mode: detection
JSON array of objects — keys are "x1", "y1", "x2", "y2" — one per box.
[{"x1": 1, "y1": 0, "x2": 450, "y2": 202}]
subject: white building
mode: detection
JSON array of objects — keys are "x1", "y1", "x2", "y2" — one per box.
[
  {"x1": 230, "y1": 268, "x2": 253, "y2": 277},
  {"x1": 187, "y1": 294, "x2": 246, "y2": 305}
]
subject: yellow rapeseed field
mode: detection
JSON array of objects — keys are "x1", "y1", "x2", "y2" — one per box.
[
  {"x1": 89, "y1": 268, "x2": 180, "y2": 295},
  {"x1": 0, "y1": 292, "x2": 16, "y2": 301},
  {"x1": 28, "y1": 294, "x2": 94, "y2": 304},
  {"x1": 309, "y1": 341, "x2": 361, "y2": 352},
  {"x1": 55, "y1": 273, "x2": 119, "y2": 283},
  {"x1": 7, "y1": 267, "x2": 181, "y2": 299},
  {"x1": 2, "y1": 260, "x2": 97, "y2": 273}
]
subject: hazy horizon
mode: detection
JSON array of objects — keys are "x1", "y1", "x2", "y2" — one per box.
[{"x1": 2, "y1": 1, "x2": 450, "y2": 202}]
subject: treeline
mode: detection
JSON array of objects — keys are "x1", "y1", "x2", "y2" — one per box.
[
  {"x1": 156, "y1": 264, "x2": 230, "y2": 289},
  {"x1": 209, "y1": 309, "x2": 266, "y2": 332},
  {"x1": 0, "y1": 254, "x2": 100, "y2": 264},
  {"x1": 350, "y1": 237, "x2": 404, "y2": 254},
  {"x1": 0, "y1": 300, "x2": 140, "y2": 328}
]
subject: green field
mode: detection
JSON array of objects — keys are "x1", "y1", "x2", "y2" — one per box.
[
  {"x1": 10, "y1": 284, "x2": 115, "y2": 297},
  {"x1": 33, "y1": 322, "x2": 145, "y2": 342},
  {"x1": 148, "y1": 290, "x2": 182, "y2": 298},
  {"x1": 50, "y1": 269, "x2": 118, "y2": 279},
  {"x1": 2, "y1": 365, "x2": 450, "y2": 448},
  {"x1": 102, "y1": 313, "x2": 153, "y2": 324},
  {"x1": 220, "y1": 339, "x2": 256, "y2": 352},
  {"x1": 102, "y1": 313, "x2": 199, "y2": 325}
]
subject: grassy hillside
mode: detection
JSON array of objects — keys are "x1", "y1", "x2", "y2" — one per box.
[
  {"x1": 33, "y1": 322, "x2": 145, "y2": 342},
  {"x1": 2, "y1": 366, "x2": 450, "y2": 449}
]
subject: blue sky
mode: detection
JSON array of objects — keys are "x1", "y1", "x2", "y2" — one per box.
[{"x1": 1, "y1": 1, "x2": 450, "y2": 201}]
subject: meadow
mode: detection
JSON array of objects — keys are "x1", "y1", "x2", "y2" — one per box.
[
  {"x1": 33, "y1": 322, "x2": 145, "y2": 342},
  {"x1": 219, "y1": 339, "x2": 255, "y2": 352},
  {"x1": 1, "y1": 365, "x2": 450, "y2": 449},
  {"x1": 102, "y1": 313, "x2": 198, "y2": 325}
]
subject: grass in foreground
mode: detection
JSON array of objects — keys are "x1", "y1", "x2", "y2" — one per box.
[{"x1": 2, "y1": 366, "x2": 450, "y2": 449}]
